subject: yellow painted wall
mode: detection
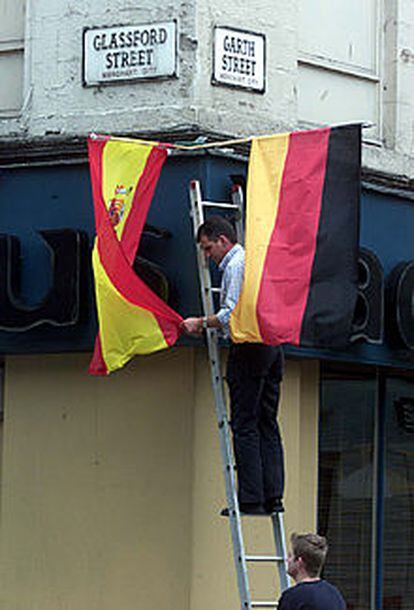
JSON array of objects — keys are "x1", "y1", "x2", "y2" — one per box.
[{"x1": 0, "y1": 350, "x2": 319, "y2": 610}]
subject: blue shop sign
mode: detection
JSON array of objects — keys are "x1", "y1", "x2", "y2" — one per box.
[{"x1": 0, "y1": 154, "x2": 413, "y2": 369}]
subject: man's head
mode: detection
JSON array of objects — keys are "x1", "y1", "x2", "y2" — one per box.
[
  {"x1": 287, "y1": 533, "x2": 328, "y2": 581},
  {"x1": 197, "y1": 215, "x2": 237, "y2": 265}
]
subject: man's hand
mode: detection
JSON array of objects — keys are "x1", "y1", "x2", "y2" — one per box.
[{"x1": 180, "y1": 317, "x2": 203, "y2": 336}]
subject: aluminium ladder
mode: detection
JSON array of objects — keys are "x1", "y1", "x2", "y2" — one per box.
[{"x1": 189, "y1": 179, "x2": 290, "y2": 610}]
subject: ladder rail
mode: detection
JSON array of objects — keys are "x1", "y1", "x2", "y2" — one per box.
[
  {"x1": 271, "y1": 513, "x2": 290, "y2": 592},
  {"x1": 230, "y1": 184, "x2": 245, "y2": 244}
]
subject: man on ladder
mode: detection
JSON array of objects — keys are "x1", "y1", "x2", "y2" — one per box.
[{"x1": 181, "y1": 215, "x2": 285, "y2": 516}]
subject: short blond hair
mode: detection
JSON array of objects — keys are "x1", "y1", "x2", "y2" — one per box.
[{"x1": 291, "y1": 533, "x2": 328, "y2": 577}]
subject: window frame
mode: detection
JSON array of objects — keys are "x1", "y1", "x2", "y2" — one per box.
[
  {"x1": 297, "y1": 0, "x2": 384, "y2": 145},
  {"x1": 0, "y1": 0, "x2": 26, "y2": 117}
]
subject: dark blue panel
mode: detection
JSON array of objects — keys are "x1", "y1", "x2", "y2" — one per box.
[
  {"x1": 1, "y1": 158, "x2": 413, "y2": 368},
  {"x1": 361, "y1": 190, "x2": 414, "y2": 274},
  {"x1": 0, "y1": 164, "x2": 96, "y2": 353}
]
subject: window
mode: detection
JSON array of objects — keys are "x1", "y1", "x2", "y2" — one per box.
[
  {"x1": 319, "y1": 364, "x2": 375, "y2": 610},
  {"x1": 382, "y1": 375, "x2": 414, "y2": 610},
  {"x1": 0, "y1": 0, "x2": 25, "y2": 115},
  {"x1": 0, "y1": 360, "x2": 4, "y2": 509},
  {"x1": 319, "y1": 364, "x2": 414, "y2": 610},
  {"x1": 298, "y1": 0, "x2": 384, "y2": 142}
]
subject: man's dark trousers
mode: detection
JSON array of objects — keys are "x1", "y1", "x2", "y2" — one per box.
[{"x1": 226, "y1": 343, "x2": 284, "y2": 506}]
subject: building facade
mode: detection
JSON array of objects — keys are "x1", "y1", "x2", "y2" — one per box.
[{"x1": 0, "y1": 1, "x2": 413, "y2": 609}]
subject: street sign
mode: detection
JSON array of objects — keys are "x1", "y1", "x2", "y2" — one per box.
[
  {"x1": 212, "y1": 26, "x2": 266, "y2": 93},
  {"x1": 83, "y1": 21, "x2": 177, "y2": 86}
]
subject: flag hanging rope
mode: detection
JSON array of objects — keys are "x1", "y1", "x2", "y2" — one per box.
[{"x1": 89, "y1": 121, "x2": 370, "y2": 152}]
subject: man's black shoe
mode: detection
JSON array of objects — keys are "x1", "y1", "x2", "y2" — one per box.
[
  {"x1": 264, "y1": 498, "x2": 284, "y2": 514},
  {"x1": 220, "y1": 503, "x2": 266, "y2": 517},
  {"x1": 220, "y1": 507, "x2": 231, "y2": 517}
]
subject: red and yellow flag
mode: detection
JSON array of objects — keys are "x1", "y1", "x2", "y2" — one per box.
[
  {"x1": 230, "y1": 125, "x2": 360, "y2": 348},
  {"x1": 88, "y1": 135, "x2": 182, "y2": 375}
]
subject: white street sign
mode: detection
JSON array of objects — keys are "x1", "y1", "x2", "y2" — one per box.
[
  {"x1": 212, "y1": 26, "x2": 266, "y2": 93},
  {"x1": 83, "y1": 21, "x2": 177, "y2": 86}
]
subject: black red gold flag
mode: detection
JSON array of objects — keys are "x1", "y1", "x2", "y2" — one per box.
[{"x1": 231, "y1": 125, "x2": 361, "y2": 348}]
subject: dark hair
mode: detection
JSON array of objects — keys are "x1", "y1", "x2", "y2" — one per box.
[
  {"x1": 197, "y1": 215, "x2": 237, "y2": 244},
  {"x1": 291, "y1": 533, "x2": 328, "y2": 578}
]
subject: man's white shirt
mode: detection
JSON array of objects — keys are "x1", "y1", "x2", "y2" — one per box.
[{"x1": 216, "y1": 243, "x2": 245, "y2": 338}]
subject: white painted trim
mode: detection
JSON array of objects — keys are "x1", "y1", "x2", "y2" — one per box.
[
  {"x1": 376, "y1": 0, "x2": 384, "y2": 143},
  {"x1": 298, "y1": 54, "x2": 380, "y2": 82},
  {"x1": 0, "y1": 39, "x2": 24, "y2": 53}
]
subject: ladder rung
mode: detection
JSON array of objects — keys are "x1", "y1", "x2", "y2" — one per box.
[
  {"x1": 201, "y1": 201, "x2": 240, "y2": 210},
  {"x1": 245, "y1": 555, "x2": 284, "y2": 562},
  {"x1": 251, "y1": 602, "x2": 278, "y2": 608},
  {"x1": 204, "y1": 287, "x2": 221, "y2": 293}
]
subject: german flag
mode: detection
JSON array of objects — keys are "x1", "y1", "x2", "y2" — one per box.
[
  {"x1": 230, "y1": 125, "x2": 361, "y2": 348},
  {"x1": 88, "y1": 136, "x2": 182, "y2": 375}
]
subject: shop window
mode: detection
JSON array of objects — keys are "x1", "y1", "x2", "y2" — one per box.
[
  {"x1": 382, "y1": 376, "x2": 414, "y2": 610},
  {"x1": 298, "y1": 0, "x2": 387, "y2": 142},
  {"x1": 319, "y1": 364, "x2": 414, "y2": 610},
  {"x1": 319, "y1": 364, "x2": 376, "y2": 610},
  {"x1": 0, "y1": 0, "x2": 25, "y2": 114},
  {"x1": 0, "y1": 360, "x2": 4, "y2": 509},
  {"x1": 0, "y1": 360, "x2": 3, "y2": 423}
]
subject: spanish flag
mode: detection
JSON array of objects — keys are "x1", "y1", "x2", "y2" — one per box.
[
  {"x1": 88, "y1": 136, "x2": 182, "y2": 375},
  {"x1": 230, "y1": 125, "x2": 360, "y2": 348}
]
